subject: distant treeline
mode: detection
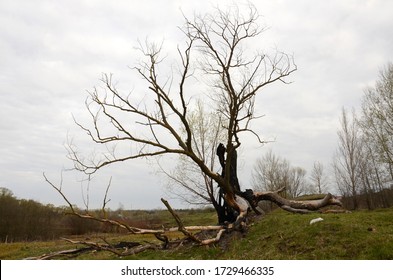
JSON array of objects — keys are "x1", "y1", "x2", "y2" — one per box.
[
  {"x1": 0, "y1": 187, "x2": 215, "y2": 242},
  {"x1": 0, "y1": 188, "x2": 170, "y2": 242},
  {"x1": 0, "y1": 188, "x2": 104, "y2": 242},
  {"x1": 340, "y1": 187, "x2": 393, "y2": 210}
]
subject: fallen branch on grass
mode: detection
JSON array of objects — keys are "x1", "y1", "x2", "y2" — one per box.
[
  {"x1": 25, "y1": 239, "x2": 157, "y2": 260},
  {"x1": 24, "y1": 247, "x2": 93, "y2": 260},
  {"x1": 252, "y1": 188, "x2": 343, "y2": 214}
]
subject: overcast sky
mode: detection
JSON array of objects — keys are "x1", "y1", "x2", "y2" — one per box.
[{"x1": 1, "y1": 0, "x2": 392, "y2": 209}]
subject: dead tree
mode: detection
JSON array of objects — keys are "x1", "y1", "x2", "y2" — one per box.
[{"x1": 64, "y1": 5, "x2": 342, "y2": 230}]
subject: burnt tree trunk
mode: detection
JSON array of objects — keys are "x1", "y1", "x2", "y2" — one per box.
[{"x1": 216, "y1": 143, "x2": 240, "y2": 224}]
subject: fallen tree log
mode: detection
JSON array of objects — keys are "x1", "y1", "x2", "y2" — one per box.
[{"x1": 252, "y1": 188, "x2": 342, "y2": 214}]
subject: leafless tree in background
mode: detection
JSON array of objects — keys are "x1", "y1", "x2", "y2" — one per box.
[
  {"x1": 360, "y1": 63, "x2": 393, "y2": 181},
  {"x1": 289, "y1": 166, "x2": 307, "y2": 198},
  {"x1": 330, "y1": 64, "x2": 393, "y2": 210},
  {"x1": 252, "y1": 150, "x2": 289, "y2": 192},
  {"x1": 159, "y1": 100, "x2": 225, "y2": 210},
  {"x1": 333, "y1": 108, "x2": 363, "y2": 209},
  {"x1": 354, "y1": 63, "x2": 393, "y2": 209},
  {"x1": 251, "y1": 150, "x2": 307, "y2": 198},
  {"x1": 310, "y1": 161, "x2": 328, "y2": 194}
]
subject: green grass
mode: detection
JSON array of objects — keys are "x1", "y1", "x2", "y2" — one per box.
[
  {"x1": 0, "y1": 239, "x2": 76, "y2": 260},
  {"x1": 222, "y1": 209, "x2": 393, "y2": 259},
  {"x1": 130, "y1": 207, "x2": 393, "y2": 260},
  {"x1": 1, "y1": 207, "x2": 393, "y2": 260}
]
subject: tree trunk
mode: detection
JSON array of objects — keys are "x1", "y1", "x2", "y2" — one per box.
[{"x1": 216, "y1": 143, "x2": 241, "y2": 224}]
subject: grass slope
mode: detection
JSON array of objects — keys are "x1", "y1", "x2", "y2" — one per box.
[
  {"x1": 131, "y1": 208, "x2": 393, "y2": 260},
  {"x1": 222, "y1": 209, "x2": 393, "y2": 259},
  {"x1": 1, "y1": 207, "x2": 393, "y2": 259}
]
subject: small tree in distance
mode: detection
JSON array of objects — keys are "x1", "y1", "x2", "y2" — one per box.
[
  {"x1": 251, "y1": 150, "x2": 307, "y2": 198},
  {"x1": 159, "y1": 99, "x2": 225, "y2": 210},
  {"x1": 310, "y1": 161, "x2": 328, "y2": 194}
]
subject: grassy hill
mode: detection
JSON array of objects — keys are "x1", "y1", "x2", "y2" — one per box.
[{"x1": 1, "y1": 207, "x2": 393, "y2": 259}]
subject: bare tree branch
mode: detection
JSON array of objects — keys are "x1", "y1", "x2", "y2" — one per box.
[{"x1": 253, "y1": 188, "x2": 342, "y2": 214}]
